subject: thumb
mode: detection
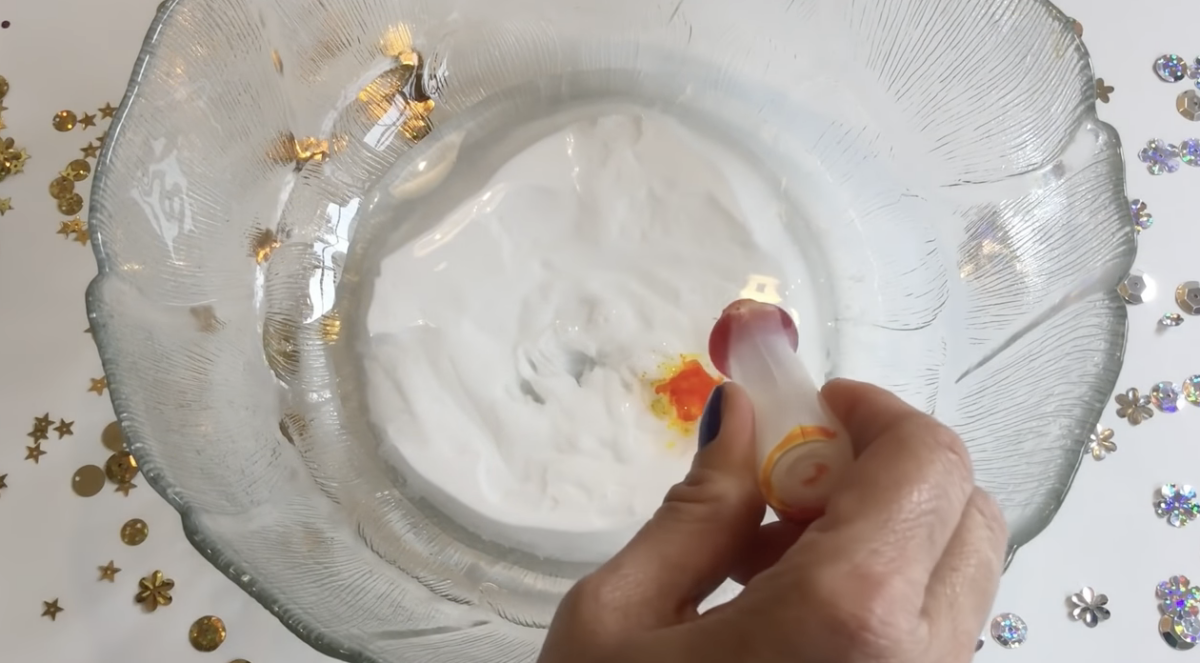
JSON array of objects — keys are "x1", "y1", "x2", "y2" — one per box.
[{"x1": 594, "y1": 382, "x2": 765, "y2": 628}]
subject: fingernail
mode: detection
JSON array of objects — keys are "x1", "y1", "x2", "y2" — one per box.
[{"x1": 697, "y1": 384, "x2": 726, "y2": 450}]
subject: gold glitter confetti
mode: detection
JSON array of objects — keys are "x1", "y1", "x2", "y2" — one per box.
[
  {"x1": 120, "y1": 518, "x2": 148, "y2": 546},
  {"x1": 78, "y1": 112, "x2": 97, "y2": 129},
  {"x1": 189, "y1": 615, "x2": 227, "y2": 652},
  {"x1": 57, "y1": 192, "x2": 84, "y2": 216},
  {"x1": 64, "y1": 159, "x2": 90, "y2": 181},
  {"x1": 25, "y1": 444, "x2": 46, "y2": 464},
  {"x1": 135, "y1": 570, "x2": 173, "y2": 611},
  {"x1": 272, "y1": 49, "x2": 283, "y2": 74},
  {"x1": 250, "y1": 228, "x2": 281, "y2": 264},
  {"x1": 49, "y1": 175, "x2": 75, "y2": 200},
  {"x1": 53, "y1": 110, "x2": 77, "y2": 132},
  {"x1": 1096, "y1": 79, "x2": 1114, "y2": 103},
  {"x1": 0, "y1": 197, "x2": 12, "y2": 215},
  {"x1": 114, "y1": 481, "x2": 136, "y2": 496},
  {"x1": 88, "y1": 376, "x2": 107, "y2": 395},
  {"x1": 190, "y1": 305, "x2": 222, "y2": 333},
  {"x1": 80, "y1": 142, "x2": 99, "y2": 159},
  {"x1": 72, "y1": 465, "x2": 105, "y2": 497},
  {"x1": 98, "y1": 102, "x2": 116, "y2": 119},
  {"x1": 98, "y1": 561, "x2": 121, "y2": 582},
  {"x1": 41, "y1": 599, "x2": 64, "y2": 621},
  {"x1": 101, "y1": 421, "x2": 125, "y2": 452},
  {"x1": 53, "y1": 419, "x2": 74, "y2": 439},
  {"x1": 105, "y1": 452, "x2": 138, "y2": 484}
]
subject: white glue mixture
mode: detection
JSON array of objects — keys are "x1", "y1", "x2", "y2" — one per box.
[{"x1": 364, "y1": 111, "x2": 822, "y2": 560}]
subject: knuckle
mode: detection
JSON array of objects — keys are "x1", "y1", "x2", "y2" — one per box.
[
  {"x1": 561, "y1": 573, "x2": 616, "y2": 617},
  {"x1": 806, "y1": 568, "x2": 915, "y2": 655},
  {"x1": 659, "y1": 467, "x2": 754, "y2": 521},
  {"x1": 967, "y1": 489, "x2": 1009, "y2": 552},
  {"x1": 900, "y1": 415, "x2": 974, "y2": 484}
]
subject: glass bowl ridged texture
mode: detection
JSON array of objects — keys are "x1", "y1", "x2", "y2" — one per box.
[{"x1": 86, "y1": 0, "x2": 1134, "y2": 661}]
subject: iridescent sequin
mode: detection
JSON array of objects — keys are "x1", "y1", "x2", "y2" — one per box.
[
  {"x1": 990, "y1": 613, "x2": 1028, "y2": 649},
  {"x1": 1139, "y1": 140, "x2": 1182, "y2": 175},
  {"x1": 1184, "y1": 375, "x2": 1200, "y2": 405},
  {"x1": 1181, "y1": 139, "x2": 1200, "y2": 166},
  {"x1": 1161, "y1": 313, "x2": 1184, "y2": 327},
  {"x1": 1157, "y1": 54, "x2": 1189, "y2": 82},
  {"x1": 1131, "y1": 199, "x2": 1154, "y2": 231},
  {"x1": 1152, "y1": 382, "x2": 1182, "y2": 413},
  {"x1": 1156, "y1": 484, "x2": 1200, "y2": 528},
  {"x1": 1159, "y1": 576, "x2": 1200, "y2": 618}
]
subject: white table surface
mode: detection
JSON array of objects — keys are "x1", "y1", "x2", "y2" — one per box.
[{"x1": 0, "y1": 1, "x2": 1197, "y2": 661}]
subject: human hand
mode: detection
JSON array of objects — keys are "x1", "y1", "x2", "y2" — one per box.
[{"x1": 538, "y1": 379, "x2": 1008, "y2": 663}]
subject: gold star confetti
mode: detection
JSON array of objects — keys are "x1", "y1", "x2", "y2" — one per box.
[
  {"x1": 114, "y1": 481, "x2": 136, "y2": 496},
  {"x1": 1096, "y1": 78, "x2": 1115, "y2": 103},
  {"x1": 121, "y1": 518, "x2": 148, "y2": 545},
  {"x1": 135, "y1": 570, "x2": 173, "y2": 611},
  {"x1": 98, "y1": 561, "x2": 121, "y2": 582},
  {"x1": 34, "y1": 413, "x2": 52, "y2": 429},
  {"x1": 250, "y1": 228, "x2": 281, "y2": 264},
  {"x1": 41, "y1": 599, "x2": 64, "y2": 621},
  {"x1": 78, "y1": 112, "x2": 97, "y2": 129},
  {"x1": 98, "y1": 102, "x2": 117, "y2": 119},
  {"x1": 0, "y1": 197, "x2": 12, "y2": 215},
  {"x1": 53, "y1": 110, "x2": 77, "y2": 132},
  {"x1": 27, "y1": 425, "x2": 49, "y2": 443},
  {"x1": 57, "y1": 220, "x2": 76, "y2": 238},
  {"x1": 25, "y1": 444, "x2": 46, "y2": 464},
  {"x1": 53, "y1": 419, "x2": 74, "y2": 439},
  {"x1": 88, "y1": 376, "x2": 107, "y2": 395},
  {"x1": 0, "y1": 75, "x2": 8, "y2": 97},
  {"x1": 73, "y1": 226, "x2": 89, "y2": 245},
  {"x1": 0, "y1": 474, "x2": 7, "y2": 496},
  {"x1": 0, "y1": 116, "x2": 5, "y2": 131},
  {"x1": 80, "y1": 142, "x2": 99, "y2": 159},
  {"x1": 96, "y1": 131, "x2": 107, "y2": 146},
  {"x1": 189, "y1": 615, "x2": 227, "y2": 652}
]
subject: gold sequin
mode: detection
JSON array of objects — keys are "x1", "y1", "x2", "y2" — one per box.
[
  {"x1": 72, "y1": 465, "x2": 106, "y2": 497},
  {"x1": 98, "y1": 561, "x2": 120, "y2": 582},
  {"x1": 250, "y1": 228, "x2": 282, "y2": 264},
  {"x1": 88, "y1": 376, "x2": 107, "y2": 395},
  {"x1": 41, "y1": 599, "x2": 64, "y2": 621},
  {"x1": 101, "y1": 421, "x2": 125, "y2": 452},
  {"x1": 189, "y1": 615, "x2": 227, "y2": 652},
  {"x1": 49, "y1": 176, "x2": 75, "y2": 200},
  {"x1": 64, "y1": 159, "x2": 91, "y2": 181},
  {"x1": 98, "y1": 102, "x2": 116, "y2": 119},
  {"x1": 105, "y1": 452, "x2": 139, "y2": 484},
  {"x1": 25, "y1": 444, "x2": 46, "y2": 464},
  {"x1": 53, "y1": 110, "x2": 77, "y2": 132},
  {"x1": 120, "y1": 518, "x2": 149, "y2": 546},
  {"x1": 57, "y1": 193, "x2": 84, "y2": 216},
  {"x1": 135, "y1": 570, "x2": 173, "y2": 611}
]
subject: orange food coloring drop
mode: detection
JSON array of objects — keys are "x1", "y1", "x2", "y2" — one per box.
[{"x1": 650, "y1": 357, "x2": 723, "y2": 429}]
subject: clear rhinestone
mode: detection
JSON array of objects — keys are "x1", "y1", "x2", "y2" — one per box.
[
  {"x1": 990, "y1": 613, "x2": 1028, "y2": 648},
  {"x1": 1161, "y1": 313, "x2": 1184, "y2": 327}
]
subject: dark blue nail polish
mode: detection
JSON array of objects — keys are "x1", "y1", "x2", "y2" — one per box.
[{"x1": 697, "y1": 384, "x2": 725, "y2": 449}]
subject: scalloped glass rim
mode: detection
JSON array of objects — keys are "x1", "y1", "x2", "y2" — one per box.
[{"x1": 85, "y1": 0, "x2": 1133, "y2": 661}]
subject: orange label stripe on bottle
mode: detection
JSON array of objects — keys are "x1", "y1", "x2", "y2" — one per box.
[{"x1": 758, "y1": 425, "x2": 838, "y2": 518}]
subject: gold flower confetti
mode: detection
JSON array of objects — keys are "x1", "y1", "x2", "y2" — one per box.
[
  {"x1": 0, "y1": 197, "x2": 12, "y2": 215},
  {"x1": 25, "y1": 444, "x2": 46, "y2": 464},
  {"x1": 78, "y1": 112, "x2": 97, "y2": 129},
  {"x1": 98, "y1": 561, "x2": 121, "y2": 582},
  {"x1": 101, "y1": 421, "x2": 125, "y2": 452},
  {"x1": 250, "y1": 228, "x2": 281, "y2": 264},
  {"x1": 88, "y1": 376, "x2": 107, "y2": 395},
  {"x1": 53, "y1": 419, "x2": 74, "y2": 439},
  {"x1": 1096, "y1": 79, "x2": 1114, "y2": 103},
  {"x1": 98, "y1": 102, "x2": 116, "y2": 119},
  {"x1": 57, "y1": 192, "x2": 84, "y2": 216},
  {"x1": 79, "y1": 142, "x2": 99, "y2": 159},
  {"x1": 72, "y1": 465, "x2": 105, "y2": 497},
  {"x1": 135, "y1": 570, "x2": 173, "y2": 611},
  {"x1": 189, "y1": 615, "x2": 227, "y2": 652},
  {"x1": 1115, "y1": 388, "x2": 1153, "y2": 425},
  {"x1": 120, "y1": 518, "x2": 148, "y2": 545},
  {"x1": 41, "y1": 599, "x2": 64, "y2": 621},
  {"x1": 114, "y1": 481, "x2": 136, "y2": 496},
  {"x1": 105, "y1": 452, "x2": 138, "y2": 484},
  {"x1": 52, "y1": 110, "x2": 77, "y2": 132}
]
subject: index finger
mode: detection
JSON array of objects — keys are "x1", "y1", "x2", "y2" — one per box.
[{"x1": 782, "y1": 379, "x2": 976, "y2": 589}]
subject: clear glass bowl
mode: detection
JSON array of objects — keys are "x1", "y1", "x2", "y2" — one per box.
[{"x1": 86, "y1": 0, "x2": 1134, "y2": 661}]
